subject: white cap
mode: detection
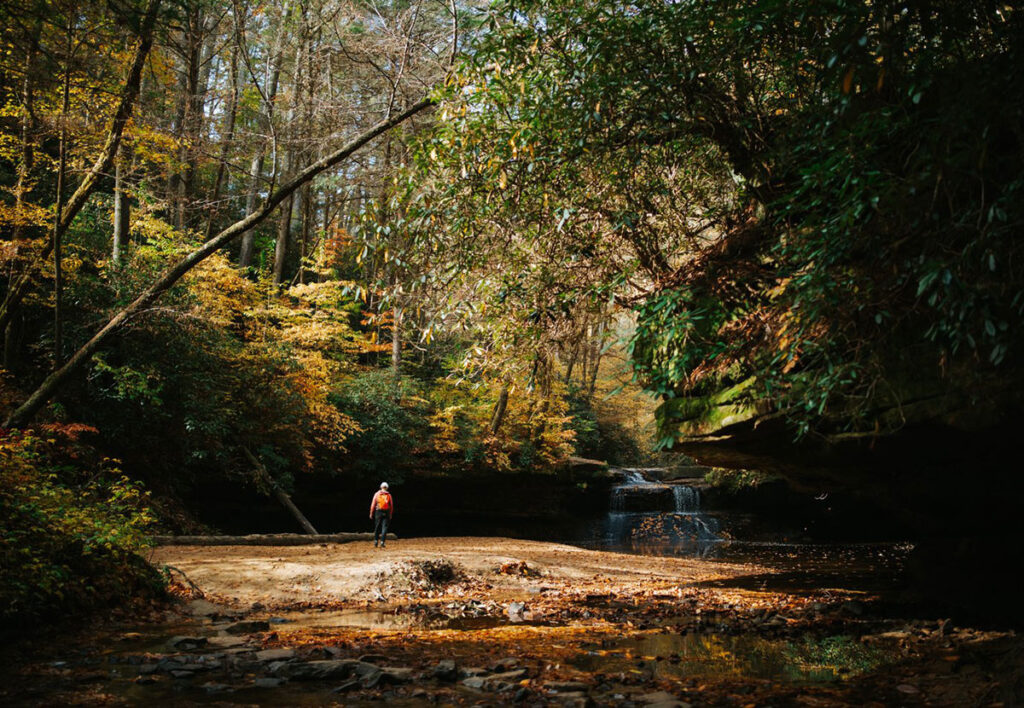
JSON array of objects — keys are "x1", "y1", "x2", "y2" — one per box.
[{"x1": 380, "y1": 482, "x2": 389, "y2": 490}]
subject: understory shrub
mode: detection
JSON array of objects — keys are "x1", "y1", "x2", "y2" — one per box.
[{"x1": 0, "y1": 426, "x2": 163, "y2": 628}]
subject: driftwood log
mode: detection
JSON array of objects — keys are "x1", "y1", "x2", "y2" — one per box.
[{"x1": 152, "y1": 533, "x2": 395, "y2": 546}]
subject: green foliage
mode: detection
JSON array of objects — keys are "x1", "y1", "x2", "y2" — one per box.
[
  {"x1": 433, "y1": 0, "x2": 1024, "y2": 441},
  {"x1": 0, "y1": 426, "x2": 162, "y2": 626}
]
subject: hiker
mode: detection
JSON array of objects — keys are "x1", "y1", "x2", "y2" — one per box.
[{"x1": 369, "y1": 482, "x2": 393, "y2": 548}]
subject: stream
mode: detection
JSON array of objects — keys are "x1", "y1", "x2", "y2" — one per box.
[{"x1": 5, "y1": 469, "x2": 1018, "y2": 706}]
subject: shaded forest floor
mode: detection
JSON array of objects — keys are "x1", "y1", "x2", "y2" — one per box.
[{"x1": 2, "y1": 537, "x2": 1022, "y2": 706}]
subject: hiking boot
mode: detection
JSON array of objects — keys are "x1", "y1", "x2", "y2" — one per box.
[
  {"x1": 374, "y1": 540, "x2": 379, "y2": 547},
  {"x1": 380, "y1": 542, "x2": 386, "y2": 548}
]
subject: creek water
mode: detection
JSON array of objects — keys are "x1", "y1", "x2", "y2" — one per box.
[{"x1": 575, "y1": 468, "x2": 911, "y2": 594}]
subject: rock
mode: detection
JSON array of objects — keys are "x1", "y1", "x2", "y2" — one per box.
[
  {"x1": 201, "y1": 682, "x2": 232, "y2": 693},
  {"x1": 458, "y1": 666, "x2": 489, "y2": 678},
  {"x1": 168, "y1": 636, "x2": 207, "y2": 650},
  {"x1": 207, "y1": 636, "x2": 247, "y2": 649},
  {"x1": 256, "y1": 648, "x2": 296, "y2": 662},
  {"x1": 274, "y1": 659, "x2": 379, "y2": 681},
  {"x1": 637, "y1": 690, "x2": 690, "y2": 707},
  {"x1": 491, "y1": 657, "x2": 521, "y2": 671},
  {"x1": 379, "y1": 667, "x2": 415, "y2": 683},
  {"x1": 544, "y1": 681, "x2": 589, "y2": 692},
  {"x1": 138, "y1": 664, "x2": 158, "y2": 675},
  {"x1": 462, "y1": 669, "x2": 528, "y2": 692},
  {"x1": 358, "y1": 653, "x2": 389, "y2": 663},
  {"x1": 331, "y1": 679, "x2": 361, "y2": 693},
  {"x1": 225, "y1": 620, "x2": 270, "y2": 635},
  {"x1": 170, "y1": 670, "x2": 195, "y2": 679},
  {"x1": 506, "y1": 602, "x2": 526, "y2": 621},
  {"x1": 430, "y1": 659, "x2": 458, "y2": 682},
  {"x1": 462, "y1": 676, "x2": 487, "y2": 690},
  {"x1": 134, "y1": 676, "x2": 157, "y2": 685},
  {"x1": 253, "y1": 677, "x2": 287, "y2": 688}
]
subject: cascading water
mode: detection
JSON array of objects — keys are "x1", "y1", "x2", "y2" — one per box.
[{"x1": 599, "y1": 468, "x2": 722, "y2": 557}]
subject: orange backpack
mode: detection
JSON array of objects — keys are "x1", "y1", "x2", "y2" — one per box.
[{"x1": 377, "y1": 492, "x2": 392, "y2": 511}]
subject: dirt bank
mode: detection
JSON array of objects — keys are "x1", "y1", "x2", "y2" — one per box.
[{"x1": 149, "y1": 537, "x2": 763, "y2": 608}]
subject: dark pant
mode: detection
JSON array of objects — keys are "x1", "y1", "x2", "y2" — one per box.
[{"x1": 373, "y1": 510, "x2": 391, "y2": 543}]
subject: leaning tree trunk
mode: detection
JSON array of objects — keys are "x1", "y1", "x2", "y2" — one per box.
[
  {"x1": 4, "y1": 97, "x2": 434, "y2": 429},
  {"x1": 242, "y1": 447, "x2": 318, "y2": 534}
]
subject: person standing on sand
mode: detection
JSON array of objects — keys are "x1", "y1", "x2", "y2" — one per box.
[{"x1": 369, "y1": 482, "x2": 393, "y2": 548}]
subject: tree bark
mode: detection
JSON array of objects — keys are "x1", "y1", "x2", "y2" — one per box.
[
  {"x1": 203, "y1": 36, "x2": 241, "y2": 241},
  {"x1": 153, "y1": 533, "x2": 387, "y2": 546},
  {"x1": 489, "y1": 386, "x2": 509, "y2": 435},
  {"x1": 238, "y1": 0, "x2": 293, "y2": 269},
  {"x1": 242, "y1": 446, "x2": 318, "y2": 534},
  {"x1": 0, "y1": 0, "x2": 161, "y2": 335},
  {"x1": 53, "y1": 16, "x2": 74, "y2": 369},
  {"x1": 4, "y1": 96, "x2": 434, "y2": 428},
  {"x1": 112, "y1": 145, "x2": 131, "y2": 264}
]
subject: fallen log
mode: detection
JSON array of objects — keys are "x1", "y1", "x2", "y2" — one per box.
[{"x1": 151, "y1": 533, "x2": 395, "y2": 546}]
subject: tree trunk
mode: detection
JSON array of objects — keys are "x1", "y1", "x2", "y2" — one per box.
[
  {"x1": 242, "y1": 447, "x2": 318, "y2": 534},
  {"x1": 0, "y1": 0, "x2": 161, "y2": 335},
  {"x1": 53, "y1": 17, "x2": 74, "y2": 369},
  {"x1": 489, "y1": 386, "x2": 510, "y2": 435},
  {"x1": 3, "y1": 96, "x2": 434, "y2": 428},
  {"x1": 238, "y1": 0, "x2": 293, "y2": 269},
  {"x1": 112, "y1": 145, "x2": 131, "y2": 264},
  {"x1": 203, "y1": 37, "x2": 241, "y2": 241},
  {"x1": 11, "y1": 17, "x2": 40, "y2": 243},
  {"x1": 272, "y1": 191, "x2": 293, "y2": 287}
]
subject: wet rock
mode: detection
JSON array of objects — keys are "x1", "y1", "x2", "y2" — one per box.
[
  {"x1": 255, "y1": 648, "x2": 295, "y2": 662},
  {"x1": 168, "y1": 636, "x2": 207, "y2": 650},
  {"x1": 170, "y1": 669, "x2": 195, "y2": 679},
  {"x1": 430, "y1": 659, "x2": 458, "y2": 681},
  {"x1": 358, "y1": 653, "x2": 388, "y2": 663},
  {"x1": 637, "y1": 690, "x2": 691, "y2": 707},
  {"x1": 207, "y1": 636, "x2": 247, "y2": 649},
  {"x1": 491, "y1": 657, "x2": 521, "y2": 671},
  {"x1": 331, "y1": 679, "x2": 361, "y2": 693},
  {"x1": 545, "y1": 681, "x2": 589, "y2": 692},
  {"x1": 138, "y1": 664, "x2": 158, "y2": 675},
  {"x1": 201, "y1": 682, "x2": 232, "y2": 693},
  {"x1": 459, "y1": 666, "x2": 489, "y2": 678},
  {"x1": 462, "y1": 676, "x2": 487, "y2": 690},
  {"x1": 225, "y1": 620, "x2": 270, "y2": 635},
  {"x1": 253, "y1": 677, "x2": 287, "y2": 688},
  {"x1": 462, "y1": 669, "x2": 527, "y2": 692},
  {"x1": 274, "y1": 659, "x2": 379, "y2": 681}
]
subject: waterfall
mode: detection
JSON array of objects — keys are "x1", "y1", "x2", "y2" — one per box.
[
  {"x1": 600, "y1": 468, "x2": 721, "y2": 556},
  {"x1": 673, "y1": 485, "x2": 699, "y2": 513}
]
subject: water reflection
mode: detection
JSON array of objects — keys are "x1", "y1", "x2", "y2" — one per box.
[{"x1": 572, "y1": 632, "x2": 896, "y2": 684}]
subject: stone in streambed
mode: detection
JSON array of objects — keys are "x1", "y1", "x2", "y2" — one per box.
[
  {"x1": 225, "y1": 620, "x2": 270, "y2": 635},
  {"x1": 430, "y1": 659, "x2": 458, "y2": 682},
  {"x1": 274, "y1": 659, "x2": 379, "y2": 681},
  {"x1": 168, "y1": 636, "x2": 207, "y2": 650},
  {"x1": 255, "y1": 648, "x2": 295, "y2": 662},
  {"x1": 253, "y1": 677, "x2": 287, "y2": 688},
  {"x1": 462, "y1": 669, "x2": 527, "y2": 692},
  {"x1": 544, "y1": 681, "x2": 590, "y2": 692},
  {"x1": 637, "y1": 690, "x2": 691, "y2": 707}
]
